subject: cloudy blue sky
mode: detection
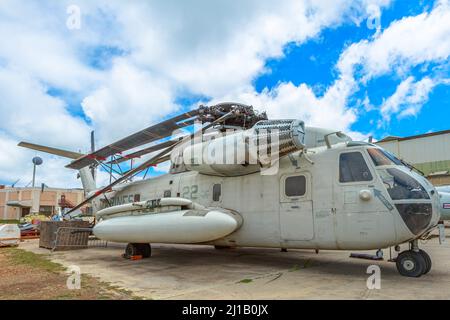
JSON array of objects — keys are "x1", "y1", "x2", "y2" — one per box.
[{"x1": 0, "y1": 0, "x2": 449, "y2": 188}]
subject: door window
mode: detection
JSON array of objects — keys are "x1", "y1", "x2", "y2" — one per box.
[
  {"x1": 339, "y1": 152, "x2": 373, "y2": 183},
  {"x1": 285, "y1": 176, "x2": 307, "y2": 197}
]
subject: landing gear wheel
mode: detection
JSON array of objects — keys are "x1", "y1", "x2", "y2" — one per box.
[
  {"x1": 125, "y1": 243, "x2": 140, "y2": 259},
  {"x1": 418, "y1": 250, "x2": 432, "y2": 275},
  {"x1": 138, "y1": 243, "x2": 152, "y2": 258},
  {"x1": 124, "y1": 243, "x2": 152, "y2": 259},
  {"x1": 396, "y1": 251, "x2": 426, "y2": 277}
]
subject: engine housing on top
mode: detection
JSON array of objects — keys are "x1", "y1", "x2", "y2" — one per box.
[{"x1": 170, "y1": 119, "x2": 306, "y2": 176}]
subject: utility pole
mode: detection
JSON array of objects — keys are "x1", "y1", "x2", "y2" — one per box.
[
  {"x1": 32, "y1": 157, "x2": 43, "y2": 188},
  {"x1": 90, "y1": 130, "x2": 96, "y2": 181}
]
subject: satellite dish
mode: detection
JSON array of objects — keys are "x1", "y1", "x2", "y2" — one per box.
[{"x1": 32, "y1": 157, "x2": 43, "y2": 166}]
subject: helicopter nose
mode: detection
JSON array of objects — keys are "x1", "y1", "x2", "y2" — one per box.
[{"x1": 396, "y1": 203, "x2": 434, "y2": 235}]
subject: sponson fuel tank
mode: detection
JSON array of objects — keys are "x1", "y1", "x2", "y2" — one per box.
[
  {"x1": 93, "y1": 198, "x2": 243, "y2": 244},
  {"x1": 178, "y1": 119, "x2": 306, "y2": 176}
]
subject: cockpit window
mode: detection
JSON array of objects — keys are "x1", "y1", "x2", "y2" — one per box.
[
  {"x1": 339, "y1": 152, "x2": 373, "y2": 183},
  {"x1": 368, "y1": 148, "x2": 402, "y2": 166},
  {"x1": 378, "y1": 168, "x2": 430, "y2": 200}
]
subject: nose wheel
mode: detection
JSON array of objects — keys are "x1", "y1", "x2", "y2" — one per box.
[
  {"x1": 418, "y1": 249, "x2": 432, "y2": 275},
  {"x1": 396, "y1": 248, "x2": 431, "y2": 277}
]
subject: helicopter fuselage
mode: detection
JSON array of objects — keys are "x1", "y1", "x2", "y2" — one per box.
[{"x1": 95, "y1": 142, "x2": 441, "y2": 251}]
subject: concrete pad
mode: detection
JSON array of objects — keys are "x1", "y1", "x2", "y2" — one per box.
[{"x1": 19, "y1": 238, "x2": 450, "y2": 300}]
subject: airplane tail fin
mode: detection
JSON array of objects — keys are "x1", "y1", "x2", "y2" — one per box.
[{"x1": 18, "y1": 142, "x2": 97, "y2": 193}]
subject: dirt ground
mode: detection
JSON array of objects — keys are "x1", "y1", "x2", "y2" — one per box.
[
  {"x1": 0, "y1": 247, "x2": 141, "y2": 300},
  {"x1": 15, "y1": 236, "x2": 450, "y2": 300}
]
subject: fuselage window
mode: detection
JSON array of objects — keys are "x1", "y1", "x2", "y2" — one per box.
[
  {"x1": 164, "y1": 190, "x2": 171, "y2": 198},
  {"x1": 368, "y1": 148, "x2": 402, "y2": 166},
  {"x1": 285, "y1": 176, "x2": 306, "y2": 197},
  {"x1": 378, "y1": 168, "x2": 430, "y2": 200},
  {"x1": 213, "y1": 184, "x2": 221, "y2": 202},
  {"x1": 339, "y1": 152, "x2": 373, "y2": 183}
]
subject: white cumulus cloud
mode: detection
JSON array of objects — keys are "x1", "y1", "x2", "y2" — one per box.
[
  {"x1": 380, "y1": 76, "x2": 436, "y2": 122},
  {"x1": 5, "y1": 0, "x2": 450, "y2": 188}
]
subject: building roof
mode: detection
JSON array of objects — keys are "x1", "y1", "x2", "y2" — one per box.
[
  {"x1": 378, "y1": 136, "x2": 401, "y2": 142},
  {"x1": 0, "y1": 187, "x2": 83, "y2": 192},
  {"x1": 378, "y1": 129, "x2": 450, "y2": 143},
  {"x1": 6, "y1": 201, "x2": 32, "y2": 208}
]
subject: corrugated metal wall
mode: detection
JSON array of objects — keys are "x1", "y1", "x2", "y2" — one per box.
[{"x1": 377, "y1": 132, "x2": 450, "y2": 178}]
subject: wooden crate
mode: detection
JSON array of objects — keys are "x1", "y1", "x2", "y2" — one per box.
[{"x1": 39, "y1": 221, "x2": 91, "y2": 251}]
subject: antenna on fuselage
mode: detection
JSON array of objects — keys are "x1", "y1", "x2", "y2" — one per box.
[{"x1": 90, "y1": 130, "x2": 96, "y2": 182}]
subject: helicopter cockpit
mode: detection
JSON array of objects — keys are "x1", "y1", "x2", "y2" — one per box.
[
  {"x1": 335, "y1": 142, "x2": 438, "y2": 237},
  {"x1": 367, "y1": 148, "x2": 431, "y2": 200},
  {"x1": 366, "y1": 147, "x2": 438, "y2": 235}
]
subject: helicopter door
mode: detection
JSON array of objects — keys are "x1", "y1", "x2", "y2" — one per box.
[
  {"x1": 333, "y1": 151, "x2": 394, "y2": 247},
  {"x1": 279, "y1": 173, "x2": 314, "y2": 241}
]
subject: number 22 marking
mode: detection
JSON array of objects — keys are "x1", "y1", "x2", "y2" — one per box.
[{"x1": 182, "y1": 185, "x2": 198, "y2": 200}]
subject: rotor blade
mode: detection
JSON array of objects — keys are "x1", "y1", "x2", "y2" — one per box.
[
  {"x1": 120, "y1": 155, "x2": 171, "y2": 176},
  {"x1": 66, "y1": 110, "x2": 199, "y2": 170},
  {"x1": 66, "y1": 147, "x2": 175, "y2": 215},
  {"x1": 105, "y1": 139, "x2": 178, "y2": 165},
  {"x1": 18, "y1": 142, "x2": 84, "y2": 160},
  {"x1": 65, "y1": 110, "x2": 236, "y2": 215},
  {"x1": 177, "y1": 118, "x2": 198, "y2": 127}
]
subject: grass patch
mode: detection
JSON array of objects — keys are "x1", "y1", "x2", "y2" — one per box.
[
  {"x1": 289, "y1": 265, "x2": 300, "y2": 272},
  {"x1": 55, "y1": 292, "x2": 79, "y2": 300},
  {"x1": 238, "y1": 278, "x2": 253, "y2": 284},
  {"x1": 303, "y1": 259, "x2": 313, "y2": 269},
  {"x1": 92, "y1": 278, "x2": 146, "y2": 300},
  {"x1": 99, "y1": 283, "x2": 147, "y2": 300},
  {"x1": 289, "y1": 260, "x2": 314, "y2": 272},
  {"x1": 4, "y1": 248, "x2": 64, "y2": 273},
  {"x1": 2, "y1": 247, "x2": 147, "y2": 300},
  {"x1": 105, "y1": 284, "x2": 135, "y2": 296},
  {"x1": 0, "y1": 220, "x2": 19, "y2": 224}
]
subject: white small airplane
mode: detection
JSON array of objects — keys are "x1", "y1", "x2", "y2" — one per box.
[
  {"x1": 437, "y1": 186, "x2": 450, "y2": 193},
  {"x1": 19, "y1": 103, "x2": 445, "y2": 277}
]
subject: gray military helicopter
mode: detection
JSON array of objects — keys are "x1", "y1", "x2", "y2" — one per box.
[{"x1": 19, "y1": 103, "x2": 444, "y2": 277}]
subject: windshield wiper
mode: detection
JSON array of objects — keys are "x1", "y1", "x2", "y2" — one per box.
[{"x1": 400, "y1": 159, "x2": 425, "y2": 176}]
